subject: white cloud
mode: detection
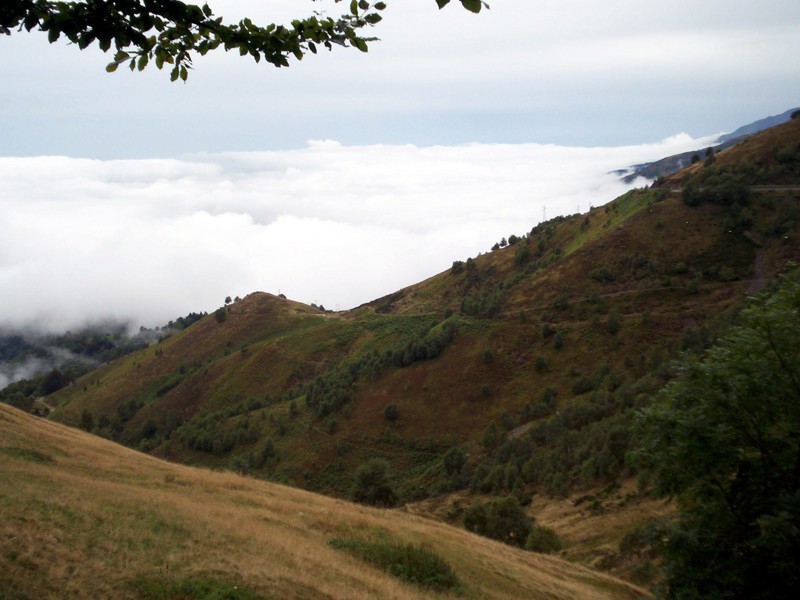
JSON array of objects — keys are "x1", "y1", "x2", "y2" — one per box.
[{"x1": 0, "y1": 133, "x2": 718, "y2": 331}]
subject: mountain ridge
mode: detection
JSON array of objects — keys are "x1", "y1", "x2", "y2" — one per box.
[
  {"x1": 619, "y1": 106, "x2": 799, "y2": 183},
  {"x1": 4, "y1": 114, "x2": 800, "y2": 594}
]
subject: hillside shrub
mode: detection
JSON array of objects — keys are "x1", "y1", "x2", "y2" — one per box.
[
  {"x1": 460, "y1": 285, "x2": 504, "y2": 317},
  {"x1": 351, "y1": 459, "x2": 396, "y2": 507},
  {"x1": 590, "y1": 266, "x2": 615, "y2": 283},
  {"x1": 553, "y1": 331, "x2": 564, "y2": 350},
  {"x1": 251, "y1": 438, "x2": 276, "y2": 469},
  {"x1": 514, "y1": 244, "x2": 530, "y2": 266},
  {"x1": 525, "y1": 525, "x2": 563, "y2": 554},
  {"x1": 571, "y1": 377, "x2": 594, "y2": 396},
  {"x1": 607, "y1": 309, "x2": 622, "y2": 335},
  {"x1": 79, "y1": 409, "x2": 94, "y2": 431},
  {"x1": 443, "y1": 446, "x2": 467, "y2": 476},
  {"x1": 519, "y1": 397, "x2": 554, "y2": 423},
  {"x1": 464, "y1": 496, "x2": 532, "y2": 548},
  {"x1": 329, "y1": 534, "x2": 460, "y2": 591},
  {"x1": 383, "y1": 403, "x2": 399, "y2": 421},
  {"x1": 481, "y1": 422, "x2": 503, "y2": 450}
]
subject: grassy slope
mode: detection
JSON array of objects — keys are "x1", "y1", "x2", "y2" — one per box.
[{"x1": 0, "y1": 403, "x2": 649, "y2": 600}]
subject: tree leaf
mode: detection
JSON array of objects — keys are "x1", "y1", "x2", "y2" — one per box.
[{"x1": 461, "y1": 0, "x2": 483, "y2": 13}]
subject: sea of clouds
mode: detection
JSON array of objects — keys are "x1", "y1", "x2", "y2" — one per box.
[{"x1": 0, "y1": 134, "x2": 720, "y2": 332}]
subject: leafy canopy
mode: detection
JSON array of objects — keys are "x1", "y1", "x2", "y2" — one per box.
[
  {"x1": 1, "y1": 1, "x2": 488, "y2": 81},
  {"x1": 635, "y1": 274, "x2": 800, "y2": 599}
]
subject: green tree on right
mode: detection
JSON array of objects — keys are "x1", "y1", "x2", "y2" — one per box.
[{"x1": 635, "y1": 274, "x2": 800, "y2": 599}]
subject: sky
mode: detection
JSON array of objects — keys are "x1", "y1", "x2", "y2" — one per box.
[{"x1": 0, "y1": 0, "x2": 799, "y2": 332}]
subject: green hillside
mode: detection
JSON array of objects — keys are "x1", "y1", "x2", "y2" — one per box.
[{"x1": 31, "y1": 117, "x2": 800, "y2": 588}]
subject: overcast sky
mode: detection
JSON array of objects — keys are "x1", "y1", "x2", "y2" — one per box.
[
  {"x1": 2, "y1": 0, "x2": 798, "y2": 156},
  {"x1": 0, "y1": 0, "x2": 798, "y2": 332}
]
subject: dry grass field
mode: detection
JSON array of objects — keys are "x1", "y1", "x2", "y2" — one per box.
[{"x1": 0, "y1": 403, "x2": 650, "y2": 600}]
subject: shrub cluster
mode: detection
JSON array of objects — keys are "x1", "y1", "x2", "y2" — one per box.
[
  {"x1": 301, "y1": 317, "x2": 458, "y2": 418},
  {"x1": 464, "y1": 496, "x2": 563, "y2": 553},
  {"x1": 329, "y1": 534, "x2": 460, "y2": 591}
]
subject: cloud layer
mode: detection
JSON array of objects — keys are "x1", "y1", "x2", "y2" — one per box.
[{"x1": 0, "y1": 134, "x2": 719, "y2": 331}]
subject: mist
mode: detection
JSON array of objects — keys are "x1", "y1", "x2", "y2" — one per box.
[{"x1": 0, "y1": 134, "x2": 720, "y2": 333}]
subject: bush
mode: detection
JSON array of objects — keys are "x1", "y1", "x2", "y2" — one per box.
[
  {"x1": 571, "y1": 377, "x2": 594, "y2": 395},
  {"x1": 464, "y1": 496, "x2": 532, "y2": 548},
  {"x1": 443, "y1": 446, "x2": 467, "y2": 476},
  {"x1": 553, "y1": 331, "x2": 564, "y2": 350},
  {"x1": 525, "y1": 525, "x2": 563, "y2": 554},
  {"x1": 351, "y1": 459, "x2": 396, "y2": 507},
  {"x1": 329, "y1": 534, "x2": 460, "y2": 591},
  {"x1": 607, "y1": 310, "x2": 622, "y2": 335},
  {"x1": 514, "y1": 244, "x2": 530, "y2": 266},
  {"x1": 383, "y1": 403, "x2": 399, "y2": 421},
  {"x1": 79, "y1": 409, "x2": 95, "y2": 431}
]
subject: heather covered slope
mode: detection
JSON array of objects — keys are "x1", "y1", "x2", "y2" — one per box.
[
  {"x1": 46, "y1": 119, "x2": 800, "y2": 503},
  {"x1": 0, "y1": 403, "x2": 649, "y2": 600}
]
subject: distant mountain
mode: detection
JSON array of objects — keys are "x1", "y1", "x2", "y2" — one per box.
[
  {"x1": 718, "y1": 107, "x2": 800, "y2": 143},
  {"x1": 621, "y1": 107, "x2": 799, "y2": 183}
]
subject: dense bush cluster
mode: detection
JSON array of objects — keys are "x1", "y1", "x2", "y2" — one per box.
[
  {"x1": 459, "y1": 369, "x2": 665, "y2": 498},
  {"x1": 464, "y1": 495, "x2": 563, "y2": 553},
  {"x1": 460, "y1": 283, "x2": 504, "y2": 317},
  {"x1": 173, "y1": 396, "x2": 269, "y2": 456},
  {"x1": 301, "y1": 317, "x2": 459, "y2": 418},
  {"x1": 176, "y1": 412, "x2": 261, "y2": 456}
]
